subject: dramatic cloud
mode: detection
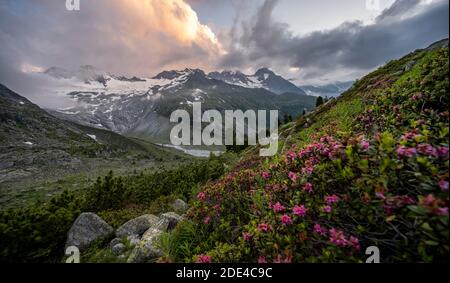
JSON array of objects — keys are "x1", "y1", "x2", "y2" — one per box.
[
  {"x1": 0, "y1": 0, "x2": 223, "y2": 106},
  {"x1": 220, "y1": 0, "x2": 449, "y2": 84}
]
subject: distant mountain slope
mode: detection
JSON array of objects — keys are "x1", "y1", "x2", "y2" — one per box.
[
  {"x1": 209, "y1": 68, "x2": 307, "y2": 95},
  {"x1": 0, "y1": 84, "x2": 188, "y2": 183},
  {"x1": 0, "y1": 84, "x2": 96, "y2": 149}
]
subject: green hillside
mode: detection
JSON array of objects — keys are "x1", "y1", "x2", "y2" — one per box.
[{"x1": 163, "y1": 42, "x2": 449, "y2": 263}]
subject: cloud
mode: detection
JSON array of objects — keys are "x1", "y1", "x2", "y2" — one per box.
[
  {"x1": 0, "y1": 0, "x2": 227, "y2": 107},
  {"x1": 220, "y1": 0, "x2": 449, "y2": 84}
]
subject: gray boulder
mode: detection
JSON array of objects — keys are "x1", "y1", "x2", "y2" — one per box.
[
  {"x1": 65, "y1": 213, "x2": 113, "y2": 251},
  {"x1": 112, "y1": 243, "x2": 126, "y2": 256},
  {"x1": 156, "y1": 212, "x2": 183, "y2": 231},
  {"x1": 127, "y1": 228, "x2": 164, "y2": 263},
  {"x1": 115, "y1": 214, "x2": 159, "y2": 238},
  {"x1": 171, "y1": 199, "x2": 188, "y2": 212},
  {"x1": 109, "y1": 237, "x2": 122, "y2": 248},
  {"x1": 127, "y1": 234, "x2": 141, "y2": 246}
]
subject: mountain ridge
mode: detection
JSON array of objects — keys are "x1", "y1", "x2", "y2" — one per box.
[{"x1": 39, "y1": 67, "x2": 317, "y2": 142}]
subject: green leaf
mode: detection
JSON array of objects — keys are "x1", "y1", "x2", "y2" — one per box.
[{"x1": 407, "y1": 205, "x2": 428, "y2": 215}]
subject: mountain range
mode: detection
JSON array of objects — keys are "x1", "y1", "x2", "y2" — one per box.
[{"x1": 40, "y1": 66, "x2": 323, "y2": 142}]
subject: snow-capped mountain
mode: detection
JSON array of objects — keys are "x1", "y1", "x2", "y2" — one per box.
[
  {"x1": 208, "y1": 68, "x2": 306, "y2": 95},
  {"x1": 40, "y1": 66, "x2": 317, "y2": 142}
]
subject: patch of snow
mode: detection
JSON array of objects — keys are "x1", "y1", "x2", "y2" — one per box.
[
  {"x1": 87, "y1": 134, "x2": 97, "y2": 141},
  {"x1": 58, "y1": 110, "x2": 80, "y2": 115}
]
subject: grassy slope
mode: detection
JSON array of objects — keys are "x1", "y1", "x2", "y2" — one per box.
[{"x1": 164, "y1": 44, "x2": 449, "y2": 263}]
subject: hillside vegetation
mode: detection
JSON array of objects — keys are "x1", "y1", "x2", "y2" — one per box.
[
  {"x1": 163, "y1": 43, "x2": 449, "y2": 263},
  {"x1": 0, "y1": 155, "x2": 229, "y2": 262}
]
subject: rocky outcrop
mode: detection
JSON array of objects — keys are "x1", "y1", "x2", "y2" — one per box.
[
  {"x1": 171, "y1": 199, "x2": 188, "y2": 213},
  {"x1": 112, "y1": 243, "x2": 126, "y2": 256},
  {"x1": 115, "y1": 214, "x2": 159, "y2": 238},
  {"x1": 65, "y1": 213, "x2": 113, "y2": 251},
  {"x1": 126, "y1": 212, "x2": 183, "y2": 263},
  {"x1": 127, "y1": 228, "x2": 164, "y2": 263},
  {"x1": 158, "y1": 212, "x2": 183, "y2": 231},
  {"x1": 127, "y1": 234, "x2": 141, "y2": 246},
  {"x1": 66, "y1": 210, "x2": 184, "y2": 262}
]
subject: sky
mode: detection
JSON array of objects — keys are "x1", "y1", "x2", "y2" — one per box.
[{"x1": 0, "y1": 0, "x2": 448, "y2": 105}]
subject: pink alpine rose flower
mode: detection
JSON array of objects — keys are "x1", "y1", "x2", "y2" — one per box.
[
  {"x1": 273, "y1": 202, "x2": 286, "y2": 213},
  {"x1": 280, "y1": 214, "x2": 293, "y2": 225},
  {"x1": 397, "y1": 146, "x2": 417, "y2": 158},
  {"x1": 303, "y1": 182, "x2": 314, "y2": 193},
  {"x1": 325, "y1": 195, "x2": 340, "y2": 205},
  {"x1": 261, "y1": 172, "x2": 271, "y2": 179},
  {"x1": 360, "y1": 140, "x2": 370, "y2": 151},
  {"x1": 438, "y1": 180, "x2": 449, "y2": 191},
  {"x1": 258, "y1": 256, "x2": 267, "y2": 263},
  {"x1": 288, "y1": 171, "x2": 298, "y2": 182},
  {"x1": 322, "y1": 205, "x2": 332, "y2": 213},
  {"x1": 197, "y1": 192, "x2": 207, "y2": 201},
  {"x1": 438, "y1": 146, "x2": 449, "y2": 158},
  {"x1": 313, "y1": 223, "x2": 327, "y2": 236},
  {"x1": 243, "y1": 232, "x2": 253, "y2": 241},
  {"x1": 437, "y1": 207, "x2": 448, "y2": 216},
  {"x1": 329, "y1": 228, "x2": 348, "y2": 247},
  {"x1": 293, "y1": 205, "x2": 308, "y2": 217},
  {"x1": 417, "y1": 143, "x2": 438, "y2": 158},
  {"x1": 258, "y1": 223, "x2": 270, "y2": 233},
  {"x1": 196, "y1": 255, "x2": 212, "y2": 263},
  {"x1": 287, "y1": 151, "x2": 297, "y2": 161},
  {"x1": 349, "y1": 236, "x2": 361, "y2": 251}
]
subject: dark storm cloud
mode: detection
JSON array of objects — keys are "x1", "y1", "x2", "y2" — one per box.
[{"x1": 220, "y1": 0, "x2": 449, "y2": 82}]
